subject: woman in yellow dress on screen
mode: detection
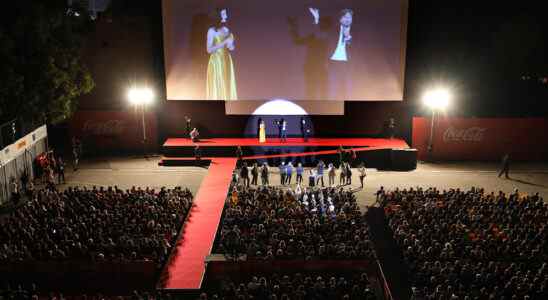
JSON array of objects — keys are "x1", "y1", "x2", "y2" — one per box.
[{"x1": 206, "y1": 8, "x2": 238, "y2": 100}]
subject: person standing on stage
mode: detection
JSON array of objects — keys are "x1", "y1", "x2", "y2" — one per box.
[
  {"x1": 277, "y1": 118, "x2": 285, "y2": 139},
  {"x1": 328, "y1": 163, "x2": 336, "y2": 187},
  {"x1": 236, "y1": 146, "x2": 243, "y2": 166},
  {"x1": 286, "y1": 162, "x2": 294, "y2": 185},
  {"x1": 281, "y1": 119, "x2": 288, "y2": 142},
  {"x1": 240, "y1": 162, "x2": 250, "y2": 187},
  {"x1": 259, "y1": 119, "x2": 266, "y2": 143},
  {"x1": 185, "y1": 116, "x2": 192, "y2": 135},
  {"x1": 358, "y1": 163, "x2": 366, "y2": 188},
  {"x1": 300, "y1": 117, "x2": 308, "y2": 141},
  {"x1": 279, "y1": 161, "x2": 287, "y2": 185},
  {"x1": 190, "y1": 127, "x2": 200, "y2": 142},
  {"x1": 251, "y1": 163, "x2": 259, "y2": 185},
  {"x1": 498, "y1": 153, "x2": 510, "y2": 179},
  {"x1": 261, "y1": 162, "x2": 269, "y2": 185},
  {"x1": 296, "y1": 163, "x2": 304, "y2": 185},
  {"x1": 316, "y1": 160, "x2": 325, "y2": 187}
]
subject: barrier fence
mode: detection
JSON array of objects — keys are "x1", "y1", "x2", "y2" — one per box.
[{"x1": 0, "y1": 125, "x2": 48, "y2": 205}]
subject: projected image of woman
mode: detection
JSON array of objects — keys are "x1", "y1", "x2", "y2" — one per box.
[{"x1": 206, "y1": 8, "x2": 238, "y2": 100}]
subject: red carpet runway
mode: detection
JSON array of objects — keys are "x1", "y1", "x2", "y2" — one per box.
[
  {"x1": 163, "y1": 137, "x2": 409, "y2": 148},
  {"x1": 160, "y1": 158, "x2": 237, "y2": 290}
]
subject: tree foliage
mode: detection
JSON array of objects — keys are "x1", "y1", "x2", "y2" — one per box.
[{"x1": 0, "y1": 0, "x2": 94, "y2": 125}]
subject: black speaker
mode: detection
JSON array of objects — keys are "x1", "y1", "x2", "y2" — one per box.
[{"x1": 390, "y1": 148, "x2": 417, "y2": 171}]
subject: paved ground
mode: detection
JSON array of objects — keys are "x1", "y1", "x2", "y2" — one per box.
[
  {"x1": 59, "y1": 157, "x2": 548, "y2": 209},
  {"x1": 60, "y1": 156, "x2": 208, "y2": 195}
]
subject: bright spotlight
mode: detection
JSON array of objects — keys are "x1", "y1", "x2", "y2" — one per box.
[
  {"x1": 422, "y1": 88, "x2": 450, "y2": 110},
  {"x1": 128, "y1": 87, "x2": 154, "y2": 105}
]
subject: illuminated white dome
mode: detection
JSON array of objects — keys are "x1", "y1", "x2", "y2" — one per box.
[{"x1": 252, "y1": 99, "x2": 308, "y2": 115}]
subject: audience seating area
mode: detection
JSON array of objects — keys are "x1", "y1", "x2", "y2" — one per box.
[
  {"x1": 2, "y1": 178, "x2": 547, "y2": 300},
  {"x1": 0, "y1": 186, "x2": 193, "y2": 265},
  {"x1": 382, "y1": 187, "x2": 548, "y2": 300},
  {"x1": 215, "y1": 185, "x2": 375, "y2": 260},
  {"x1": 200, "y1": 272, "x2": 377, "y2": 300}
]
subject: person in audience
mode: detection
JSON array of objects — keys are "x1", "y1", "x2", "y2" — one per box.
[
  {"x1": 261, "y1": 162, "x2": 269, "y2": 185},
  {"x1": 296, "y1": 162, "x2": 304, "y2": 185},
  {"x1": 10, "y1": 177, "x2": 20, "y2": 205},
  {"x1": 20, "y1": 169, "x2": 29, "y2": 192}
]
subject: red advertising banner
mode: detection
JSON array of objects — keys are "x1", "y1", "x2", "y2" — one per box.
[
  {"x1": 70, "y1": 111, "x2": 158, "y2": 152},
  {"x1": 412, "y1": 117, "x2": 548, "y2": 161}
]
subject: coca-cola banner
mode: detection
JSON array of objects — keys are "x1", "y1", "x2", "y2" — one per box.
[
  {"x1": 412, "y1": 117, "x2": 548, "y2": 161},
  {"x1": 70, "y1": 111, "x2": 158, "y2": 152}
]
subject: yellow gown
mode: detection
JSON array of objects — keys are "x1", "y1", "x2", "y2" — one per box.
[
  {"x1": 206, "y1": 33, "x2": 238, "y2": 100},
  {"x1": 259, "y1": 122, "x2": 266, "y2": 143}
]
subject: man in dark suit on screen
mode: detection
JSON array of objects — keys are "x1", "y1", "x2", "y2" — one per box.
[{"x1": 307, "y1": 7, "x2": 354, "y2": 100}]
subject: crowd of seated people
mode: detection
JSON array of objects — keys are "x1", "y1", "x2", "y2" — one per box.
[
  {"x1": 381, "y1": 186, "x2": 548, "y2": 300},
  {"x1": 216, "y1": 185, "x2": 375, "y2": 260},
  {"x1": 200, "y1": 272, "x2": 377, "y2": 300},
  {"x1": 0, "y1": 283, "x2": 174, "y2": 300},
  {"x1": 0, "y1": 185, "x2": 193, "y2": 265}
]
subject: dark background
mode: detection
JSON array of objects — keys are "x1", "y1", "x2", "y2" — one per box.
[{"x1": 74, "y1": 0, "x2": 548, "y2": 144}]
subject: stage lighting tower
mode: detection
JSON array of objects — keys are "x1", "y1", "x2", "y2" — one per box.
[
  {"x1": 128, "y1": 87, "x2": 154, "y2": 158},
  {"x1": 422, "y1": 88, "x2": 450, "y2": 158}
]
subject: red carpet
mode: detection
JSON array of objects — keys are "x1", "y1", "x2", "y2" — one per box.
[
  {"x1": 160, "y1": 158, "x2": 237, "y2": 290},
  {"x1": 163, "y1": 137, "x2": 408, "y2": 148}
]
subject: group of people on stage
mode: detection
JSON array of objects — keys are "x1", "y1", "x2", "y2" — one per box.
[
  {"x1": 234, "y1": 158, "x2": 367, "y2": 189},
  {"x1": 187, "y1": 116, "x2": 311, "y2": 143},
  {"x1": 257, "y1": 117, "x2": 310, "y2": 143}
]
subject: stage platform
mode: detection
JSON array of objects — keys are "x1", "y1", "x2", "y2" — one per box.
[
  {"x1": 161, "y1": 137, "x2": 414, "y2": 170},
  {"x1": 163, "y1": 137, "x2": 408, "y2": 148}
]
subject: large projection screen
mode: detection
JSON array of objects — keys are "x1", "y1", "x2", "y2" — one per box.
[{"x1": 162, "y1": 0, "x2": 408, "y2": 101}]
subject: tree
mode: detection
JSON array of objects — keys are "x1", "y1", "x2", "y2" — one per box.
[{"x1": 0, "y1": 0, "x2": 94, "y2": 126}]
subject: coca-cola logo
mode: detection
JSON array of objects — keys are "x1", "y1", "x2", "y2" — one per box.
[
  {"x1": 443, "y1": 126, "x2": 487, "y2": 142},
  {"x1": 83, "y1": 120, "x2": 126, "y2": 136}
]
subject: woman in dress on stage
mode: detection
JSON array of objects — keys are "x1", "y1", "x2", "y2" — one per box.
[{"x1": 206, "y1": 8, "x2": 238, "y2": 100}]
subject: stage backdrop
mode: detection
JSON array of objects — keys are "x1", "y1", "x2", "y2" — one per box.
[
  {"x1": 412, "y1": 117, "x2": 548, "y2": 161},
  {"x1": 69, "y1": 111, "x2": 158, "y2": 153},
  {"x1": 162, "y1": 0, "x2": 407, "y2": 101}
]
